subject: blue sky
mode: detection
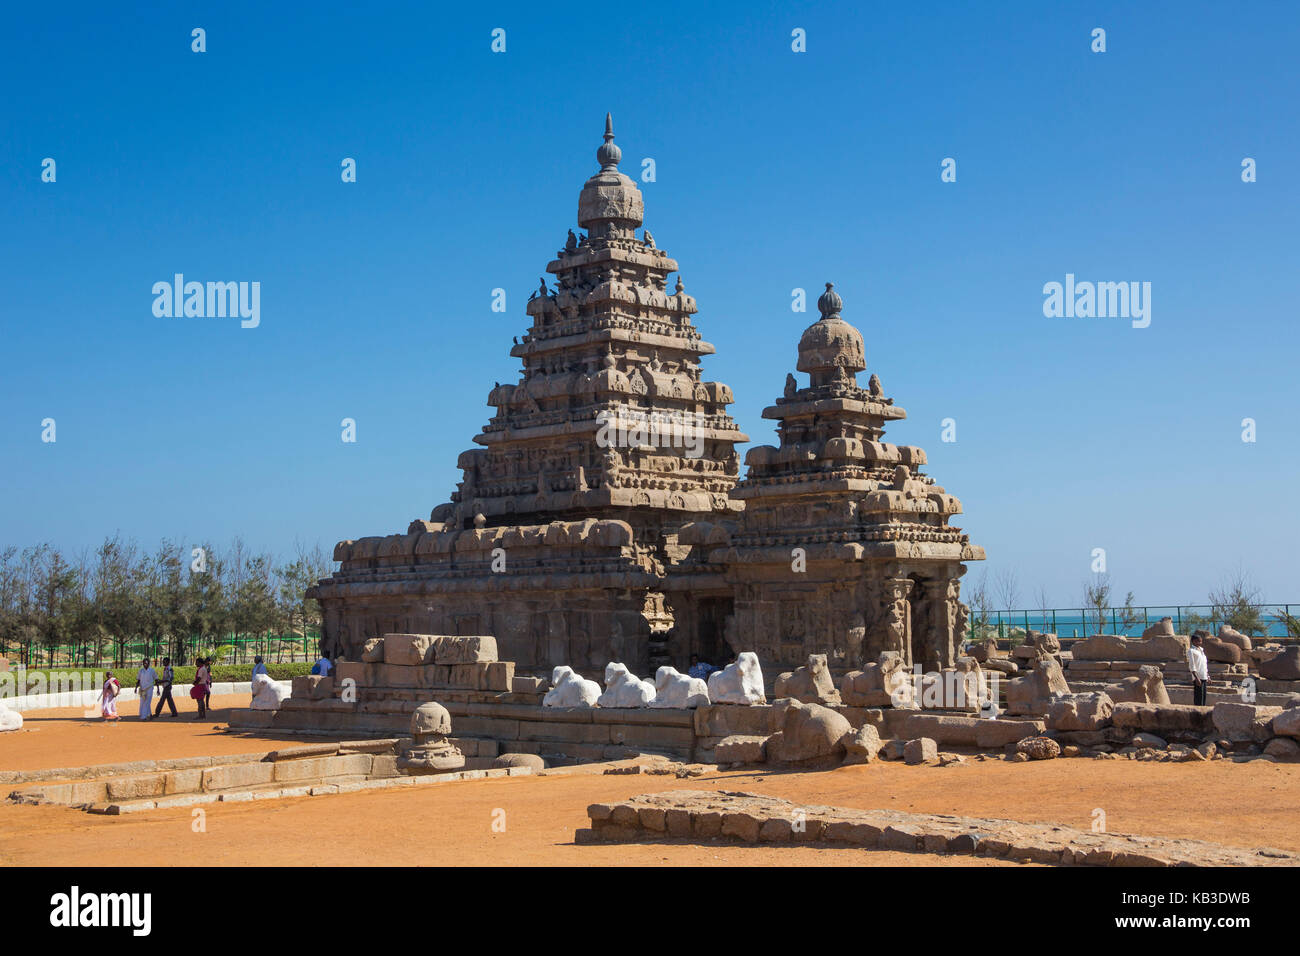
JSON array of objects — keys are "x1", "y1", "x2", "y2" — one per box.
[{"x1": 2, "y1": 1, "x2": 1296, "y2": 607}]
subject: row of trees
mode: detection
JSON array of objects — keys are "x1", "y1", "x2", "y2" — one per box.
[
  {"x1": 0, "y1": 535, "x2": 336, "y2": 668},
  {"x1": 963, "y1": 567, "x2": 1293, "y2": 640}
]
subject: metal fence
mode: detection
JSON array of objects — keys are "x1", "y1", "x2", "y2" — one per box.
[
  {"x1": 979, "y1": 605, "x2": 1298, "y2": 642},
  {"x1": 0, "y1": 632, "x2": 322, "y2": 669}
]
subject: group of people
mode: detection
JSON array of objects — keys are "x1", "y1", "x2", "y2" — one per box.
[
  {"x1": 96, "y1": 656, "x2": 219, "y2": 722},
  {"x1": 95, "y1": 651, "x2": 334, "y2": 721}
]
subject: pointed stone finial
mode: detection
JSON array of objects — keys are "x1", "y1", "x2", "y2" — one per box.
[
  {"x1": 597, "y1": 112, "x2": 622, "y2": 170},
  {"x1": 675, "y1": 275, "x2": 684, "y2": 294}
]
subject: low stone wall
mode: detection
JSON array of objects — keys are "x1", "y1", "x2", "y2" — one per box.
[
  {"x1": 4, "y1": 737, "x2": 542, "y2": 814},
  {"x1": 577, "y1": 790, "x2": 1298, "y2": 866}
]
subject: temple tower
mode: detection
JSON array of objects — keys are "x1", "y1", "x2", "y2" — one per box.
[
  {"x1": 444, "y1": 114, "x2": 748, "y2": 548},
  {"x1": 313, "y1": 116, "x2": 749, "y2": 675},
  {"x1": 719, "y1": 283, "x2": 984, "y2": 673}
]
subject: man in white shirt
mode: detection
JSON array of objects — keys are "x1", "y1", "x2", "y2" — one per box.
[
  {"x1": 135, "y1": 658, "x2": 158, "y2": 720},
  {"x1": 154, "y1": 656, "x2": 178, "y2": 717},
  {"x1": 1187, "y1": 633, "x2": 1209, "y2": 706}
]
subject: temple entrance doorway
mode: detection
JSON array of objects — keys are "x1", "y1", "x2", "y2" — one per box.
[
  {"x1": 907, "y1": 575, "x2": 931, "y2": 672},
  {"x1": 695, "y1": 597, "x2": 733, "y2": 668}
]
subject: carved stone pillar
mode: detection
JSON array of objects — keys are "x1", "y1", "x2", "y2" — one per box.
[{"x1": 876, "y1": 577, "x2": 914, "y2": 668}]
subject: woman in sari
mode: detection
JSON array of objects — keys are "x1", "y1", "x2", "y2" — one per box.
[
  {"x1": 192, "y1": 658, "x2": 211, "y2": 719},
  {"x1": 99, "y1": 671, "x2": 121, "y2": 721}
]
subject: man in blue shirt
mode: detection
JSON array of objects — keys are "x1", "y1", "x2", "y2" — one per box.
[{"x1": 687, "y1": 654, "x2": 716, "y2": 681}]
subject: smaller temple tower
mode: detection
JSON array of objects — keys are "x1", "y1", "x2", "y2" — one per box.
[{"x1": 718, "y1": 283, "x2": 984, "y2": 674}]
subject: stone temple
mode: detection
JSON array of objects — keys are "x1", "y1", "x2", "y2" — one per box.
[{"x1": 309, "y1": 115, "x2": 984, "y2": 684}]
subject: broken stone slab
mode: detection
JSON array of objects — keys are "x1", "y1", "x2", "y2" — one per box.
[
  {"x1": 1271, "y1": 708, "x2": 1300, "y2": 739},
  {"x1": 1263, "y1": 738, "x2": 1300, "y2": 761},
  {"x1": 880, "y1": 739, "x2": 907, "y2": 761},
  {"x1": 383, "y1": 634, "x2": 437, "y2": 666},
  {"x1": 903, "y1": 737, "x2": 937, "y2": 765},
  {"x1": 900, "y1": 713, "x2": 980, "y2": 746},
  {"x1": 1212, "y1": 702, "x2": 1283, "y2": 743},
  {"x1": 1047, "y1": 692, "x2": 1114, "y2": 731},
  {"x1": 1072, "y1": 634, "x2": 1189, "y2": 662},
  {"x1": 511, "y1": 676, "x2": 548, "y2": 695},
  {"x1": 841, "y1": 724, "x2": 881, "y2": 763},
  {"x1": 1112, "y1": 703, "x2": 1214, "y2": 736},
  {"x1": 1260, "y1": 646, "x2": 1300, "y2": 681},
  {"x1": 974, "y1": 718, "x2": 1045, "y2": 749},
  {"x1": 715, "y1": 734, "x2": 768, "y2": 764},
  {"x1": 291, "y1": 675, "x2": 334, "y2": 700},
  {"x1": 434, "y1": 635, "x2": 498, "y2": 664}
]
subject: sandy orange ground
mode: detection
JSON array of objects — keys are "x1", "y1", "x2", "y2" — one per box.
[
  {"x1": 0, "y1": 695, "x2": 310, "y2": 774},
  {"x1": 3, "y1": 701, "x2": 1299, "y2": 866}
]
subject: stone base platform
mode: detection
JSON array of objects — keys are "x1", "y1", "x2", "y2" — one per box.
[
  {"x1": 5, "y1": 737, "x2": 544, "y2": 815},
  {"x1": 229, "y1": 695, "x2": 950, "y2": 764},
  {"x1": 577, "y1": 790, "x2": 1298, "y2": 866},
  {"x1": 231, "y1": 692, "x2": 701, "y2": 762}
]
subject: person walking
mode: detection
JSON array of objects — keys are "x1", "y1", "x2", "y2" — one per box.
[
  {"x1": 134, "y1": 658, "x2": 157, "y2": 720},
  {"x1": 191, "y1": 657, "x2": 211, "y2": 720},
  {"x1": 154, "y1": 657, "x2": 178, "y2": 717},
  {"x1": 1188, "y1": 632, "x2": 1210, "y2": 706},
  {"x1": 251, "y1": 656, "x2": 268, "y2": 681},
  {"x1": 203, "y1": 656, "x2": 214, "y2": 714},
  {"x1": 98, "y1": 671, "x2": 121, "y2": 722}
]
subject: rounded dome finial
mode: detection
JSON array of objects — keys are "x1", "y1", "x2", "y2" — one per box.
[
  {"x1": 798, "y1": 281, "x2": 864, "y2": 376},
  {"x1": 817, "y1": 282, "x2": 843, "y2": 320},
  {"x1": 596, "y1": 112, "x2": 622, "y2": 170}
]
